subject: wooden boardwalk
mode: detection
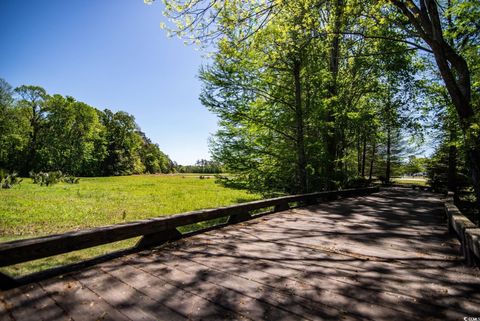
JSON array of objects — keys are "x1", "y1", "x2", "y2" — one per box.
[{"x1": 1, "y1": 188, "x2": 480, "y2": 320}]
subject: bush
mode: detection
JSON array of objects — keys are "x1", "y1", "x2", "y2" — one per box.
[
  {"x1": 0, "y1": 170, "x2": 23, "y2": 189},
  {"x1": 30, "y1": 171, "x2": 65, "y2": 186},
  {"x1": 30, "y1": 171, "x2": 80, "y2": 186}
]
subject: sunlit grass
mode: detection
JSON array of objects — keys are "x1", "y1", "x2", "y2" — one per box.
[
  {"x1": 392, "y1": 177, "x2": 429, "y2": 186},
  {"x1": 0, "y1": 174, "x2": 260, "y2": 276}
]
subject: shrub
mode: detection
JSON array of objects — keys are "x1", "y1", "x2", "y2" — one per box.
[
  {"x1": 30, "y1": 171, "x2": 64, "y2": 186},
  {"x1": 0, "y1": 170, "x2": 23, "y2": 189},
  {"x1": 30, "y1": 171, "x2": 80, "y2": 186},
  {"x1": 30, "y1": 171, "x2": 42, "y2": 184}
]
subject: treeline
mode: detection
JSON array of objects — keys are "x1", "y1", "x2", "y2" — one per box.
[
  {"x1": 175, "y1": 159, "x2": 224, "y2": 174},
  {"x1": 0, "y1": 79, "x2": 174, "y2": 176}
]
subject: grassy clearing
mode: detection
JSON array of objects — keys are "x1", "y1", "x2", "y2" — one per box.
[
  {"x1": 0, "y1": 175, "x2": 259, "y2": 237},
  {"x1": 0, "y1": 174, "x2": 260, "y2": 276},
  {"x1": 392, "y1": 177, "x2": 429, "y2": 186}
]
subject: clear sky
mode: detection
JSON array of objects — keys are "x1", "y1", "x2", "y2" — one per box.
[{"x1": 0, "y1": 0, "x2": 217, "y2": 165}]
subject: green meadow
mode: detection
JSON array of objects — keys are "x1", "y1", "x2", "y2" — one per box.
[
  {"x1": 0, "y1": 175, "x2": 260, "y2": 276},
  {"x1": 392, "y1": 177, "x2": 428, "y2": 187}
]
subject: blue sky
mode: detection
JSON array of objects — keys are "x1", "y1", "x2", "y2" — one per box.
[{"x1": 0, "y1": 0, "x2": 216, "y2": 165}]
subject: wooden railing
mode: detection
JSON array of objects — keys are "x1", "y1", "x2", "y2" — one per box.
[
  {"x1": 445, "y1": 192, "x2": 480, "y2": 266},
  {"x1": 0, "y1": 186, "x2": 378, "y2": 288}
]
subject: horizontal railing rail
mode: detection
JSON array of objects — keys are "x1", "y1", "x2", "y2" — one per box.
[{"x1": 0, "y1": 187, "x2": 378, "y2": 281}]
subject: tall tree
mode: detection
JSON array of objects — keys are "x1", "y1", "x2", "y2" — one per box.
[
  {"x1": 39, "y1": 95, "x2": 107, "y2": 176},
  {"x1": 386, "y1": 0, "x2": 480, "y2": 200},
  {"x1": 156, "y1": 0, "x2": 480, "y2": 200},
  {"x1": 0, "y1": 79, "x2": 29, "y2": 172},
  {"x1": 101, "y1": 109, "x2": 144, "y2": 176},
  {"x1": 14, "y1": 85, "x2": 47, "y2": 174},
  {"x1": 156, "y1": 0, "x2": 419, "y2": 193},
  {"x1": 137, "y1": 131, "x2": 174, "y2": 174}
]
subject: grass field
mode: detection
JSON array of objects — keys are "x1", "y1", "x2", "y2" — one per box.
[
  {"x1": 392, "y1": 177, "x2": 429, "y2": 186},
  {"x1": 0, "y1": 175, "x2": 261, "y2": 276}
]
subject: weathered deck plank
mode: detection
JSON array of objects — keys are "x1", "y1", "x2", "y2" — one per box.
[
  {"x1": 39, "y1": 275, "x2": 130, "y2": 321},
  {"x1": 100, "y1": 262, "x2": 244, "y2": 320},
  {"x1": 1, "y1": 283, "x2": 69, "y2": 321},
  {"x1": 120, "y1": 254, "x2": 308, "y2": 321},
  {"x1": 128, "y1": 253, "x2": 350, "y2": 321},
  {"x1": 73, "y1": 267, "x2": 187, "y2": 321},
  {"x1": 1, "y1": 188, "x2": 479, "y2": 320}
]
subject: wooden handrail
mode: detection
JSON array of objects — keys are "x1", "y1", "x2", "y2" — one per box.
[
  {"x1": 0, "y1": 187, "x2": 378, "y2": 268},
  {"x1": 444, "y1": 192, "x2": 480, "y2": 267}
]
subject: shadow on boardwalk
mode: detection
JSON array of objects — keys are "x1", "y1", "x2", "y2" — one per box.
[{"x1": 2, "y1": 188, "x2": 480, "y2": 320}]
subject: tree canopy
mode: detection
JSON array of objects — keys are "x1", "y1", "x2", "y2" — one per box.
[{"x1": 147, "y1": 0, "x2": 479, "y2": 198}]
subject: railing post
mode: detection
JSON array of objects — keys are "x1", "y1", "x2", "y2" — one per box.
[
  {"x1": 446, "y1": 192, "x2": 455, "y2": 233},
  {"x1": 135, "y1": 228, "x2": 183, "y2": 249},
  {"x1": 274, "y1": 201, "x2": 290, "y2": 212},
  {"x1": 0, "y1": 272, "x2": 17, "y2": 290},
  {"x1": 302, "y1": 194, "x2": 318, "y2": 206},
  {"x1": 466, "y1": 229, "x2": 480, "y2": 267},
  {"x1": 227, "y1": 212, "x2": 252, "y2": 224},
  {"x1": 326, "y1": 191, "x2": 338, "y2": 201}
]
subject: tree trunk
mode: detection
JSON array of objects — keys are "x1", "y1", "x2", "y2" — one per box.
[
  {"x1": 324, "y1": 0, "x2": 344, "y2": 189},
  {"x1": 447, "y1": 129, "x2": 457, "y2": 195},
  {"x1": 357, "y1": 136, "x2": 362, "y2": 175},
  {"x1": 293, "y1": 60, "x2": 308, "y2": 193},
  {"x1": 26, "y1": 104, "x2": 39, "y2": 174},
  {"x1": 386, "y1": 127, "x2": 391, "y2": 184},
  {"x1": 369, "y1": 141, "x2": 376, "y2": 181},
  {"x1": 361, "y1": 135, "x2": 367, "y2": 177},
  {"x1": 325, "y1": 115, "x2": 336, "y2": 189}
]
